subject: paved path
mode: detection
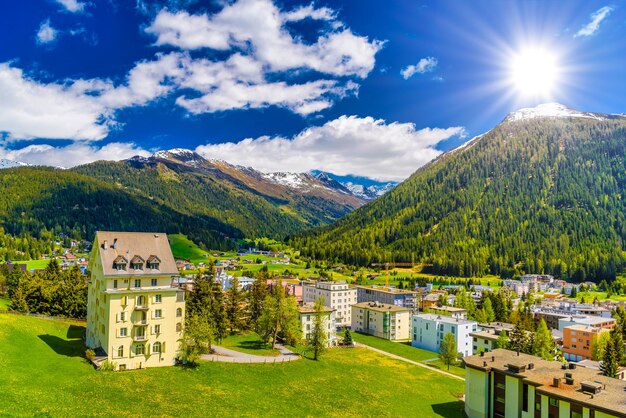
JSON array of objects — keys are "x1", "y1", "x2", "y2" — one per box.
[
  {"x1": 201, "y1": 343, "x2": 301, "y2": 363},
  {"x1": 354, "y1": 342, "x2": 465, "y2": 381}
]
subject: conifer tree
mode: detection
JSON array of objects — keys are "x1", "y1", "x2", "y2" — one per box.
[
  {"x1": 226, "y1": 276, "x2": 245, "y2": 334},
  {"x1": 494, "y1": 329, "x2": 509, "y2": 349},
  {"x1": 531, "y1": 319, "x2": 555, "y2": 360},
  {"x1": 308, "y1": 297, "x2": 328, "y2": 360},
  {"x1": 249, "y1": 275, "x2": 269, "y2": 330},
  {"x1": 439, "y1": 332, "x2": 458, "y2": 370},
  {"x1": 483, "y1": 297, "x2": 496, "y2": 323}
]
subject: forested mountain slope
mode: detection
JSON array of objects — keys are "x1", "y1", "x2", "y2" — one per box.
[
  {"x1": 292, "y1": 105, "x2": 626, "y2": 281},
  {"x1": 72, "y1": 149, "x2": 364, "y2": 240},
  {"x1": 0, "y1": 167, "x2": 235, "y2": 255}
]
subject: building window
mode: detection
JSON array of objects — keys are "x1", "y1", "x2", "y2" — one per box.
[
  {"x1": 134, "y1": 279, "x2": 141, "y2": 289},
  {"x1": 154, "y1": 309, "x2": 162, "y2": 318},
  {"x1": 151, "y1": 278, "x2": 157, "y2": 286},
  {"x1": 113, "y1": 280, "x2": 118, "y2": 289},
  {"x1": 154, "y1": 324, "x2": 161, "y2": 334},
  {"x1": 522, "y1": 384, "x2": 529, "y2": 412},
  {"x1": 549, "y1": 398, "x2": 558, "y2": 407},
  {"x1": 117, "y1": 346, "x2": 124, "y2": 357},
  {"x1": 119, "y1": 364, "x2": 126, "y2": 371},
  {"x1": 152, "y1": 342, "x2": 161, "y2": 353},
  {"x1": 176, "y1": 308, "x2": 182, "y2": 317},
  {"x1": 135, "y1": 344, "x2": 145, "y2": 355},
  {"x1": 120, "y1": 328, "x2": 127, "y2": 337},
  {"x1": 176, "y1": 322, "x2": 182, "y2": 332},
  {"x1": 120, "y1": 312, "x2": 126, "y2": 322},
  {"x1": 137, "y1": 295, "x2": 145, "y2": 306},
  {"x1": 155, "y1": 295, "x2": 162, "y2": 303}
]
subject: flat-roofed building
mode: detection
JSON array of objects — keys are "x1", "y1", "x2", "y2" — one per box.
[
  {"x1": 464, "y1": 349, "x2": 626, "y2": 418},
  {"x1": 355, "y1": 285, "x2": 419, "y2": 310},
  {"x1": 299, "y1": 304, "x2": 336, "y2": 347},
  {"x1": 86, "y1": 232, "x2": 185, "y2": 371},
  {"x1": 412, "y1": 314, "x2": 477, "y2": 357},
  {"x1": 557, "y1": 315, "x2": 616, "y2": 332},
  {"x1": 430, "y1": 305, "x2": 468, "y2": 319},
  {"x1": 351, "y1": 302, "x2": 410, "y2": 340},
  {"x1": 562, "y1": 324, "x2": 610, "y2": 362},
  {"x1": 302, "y1": 281, "x2": 356, "y2": 327}
]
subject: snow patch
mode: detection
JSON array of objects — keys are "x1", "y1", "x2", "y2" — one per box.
[
  {"x1": 262, "y1": 172, "x2": 308, "y2": 188},
  {"x1": 506, "y1": 103, "x2": 606, "y2": 122}
]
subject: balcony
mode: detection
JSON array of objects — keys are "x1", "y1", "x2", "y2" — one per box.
[
  {"x1": 134, "y1": 305, "x2": 149, "y2": 311},
  {"x1": 133, "y1": 319, "x2": 148, "y2": 325},
  {"x1": 133, "y1": 334, "x2": 148, "y2": 341}
]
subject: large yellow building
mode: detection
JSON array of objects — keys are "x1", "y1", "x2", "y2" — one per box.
[{"x1": 86, "y1": 232, "x2": 185, "y2": 370}]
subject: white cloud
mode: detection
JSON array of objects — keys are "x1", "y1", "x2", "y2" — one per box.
[
  {"x1": 145, "y1": 0, "x2": 383, "y2": 77},
  {"x1": 0, "y1": 53, "x2": 182, "y2": 141},
  {"x1": 36, "y1": 19, "x2": 58, "y2": 44},
  {"x1": 575, "y1": 6, "x2": 613, "y2": 37},
  {"x1": 175, "y1": 54, "x2": 357, "y2": 115},
  {"x1": 282, "y1": 3, "x2": 336, "y2": 22},
  {"x1": 0, "y1": 142, "x2": 150, "y2": 168},
  {"x1": 195, "y1": 115, "x2": 466, "y2": 181},
  {"x1": 54, "y1": 0, "x2": 86, "y2": 13},
  {"x1": 401, "y1": 57, "x2": 438, "y2": 79}
]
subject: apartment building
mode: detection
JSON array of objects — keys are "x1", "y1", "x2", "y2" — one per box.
[
  {"x1": 470, "y1": 323, "x2": 514, "y2": 354},
  {"x1": 302, "y1": 281, "x2": 356, "y2": 326},
  {"x1": 351, "y1": 302, "x2": 410, "y2": 340},
  {"x1": 557, "y1": 315, "x2": 616, "y2": 332},
  {"x1": 562, "y1": 324, "x2": 610, "y2": 362},
  {"x1": 412, "y1": 314, "x2": 478, "y2": 357},
  {"x1": 299, "y1": 304, "x2": 336, "y2": 346},
  {"x1": 464, "y1": 349, "x2": 626, "y2": 418},
  {"x1": 355, "y1": 285, "x2": 419, "y2": 310},
  {"x1": 86, "y1": 232, "x2": 185, "y2": 370}
]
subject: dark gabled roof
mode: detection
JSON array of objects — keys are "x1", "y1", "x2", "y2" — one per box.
[
  {"x1": 147, "y1": 255, "x2": 161, "y2": 264},
  {"x1": 130, "y1": 255, "x2": 145, "y2": 264},
  {"x1": 113, "y1": 255, "x2": 128, "y2": 264}
]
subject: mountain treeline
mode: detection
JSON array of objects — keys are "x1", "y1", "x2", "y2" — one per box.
[
  {"x1": 0, "y1": 167, "x2": 234, "y2": 253},
  {"x1": 292, "y1": 117, "x2": 626, "y2": 282}
]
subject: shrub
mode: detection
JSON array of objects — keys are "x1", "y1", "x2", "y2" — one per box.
[
  {"x1": 99, "y1": 360, "x2": 116, "y2": 371},
  {"x1": 85, "y1": 349, "x2": 95, "y2": 361}
]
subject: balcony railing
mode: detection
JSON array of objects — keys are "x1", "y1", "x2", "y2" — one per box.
[
  {"x1": 133, "y1": 334, "x2": 148, "y2": 341},
  {"x1": 133, "y1": 319, "x2": 148, "y2": 325},
  {"x1": 134, "y1": 305, "x2": 149, "y2": 311}
]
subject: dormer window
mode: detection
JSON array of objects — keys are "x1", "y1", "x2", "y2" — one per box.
[
  {"x1": 147, "y1": 255, "x2": 161, "y2": 270},
  {"x1": 130, "y1": 255, "x2": 145, "y2": 270},
  {"x1": 113, "y1": 255, "x2": 128, "y2": 271}
]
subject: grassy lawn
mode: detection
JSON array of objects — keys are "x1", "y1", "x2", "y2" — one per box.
[
  {"x1": 0, "y1": 296, "x2": 9, "y2": 312},
  {"x1": 14, "y1": 259, "x2": 51, "y2": 271},
  {"x1": 351, "y1": 332, "x2": 466, "y2": 377},
  {"x1": 220, "y1": 332, "x2": 280, "y2": 356},
  {"x1": 168, "y1": 234, "x2": 211, "y2": 265},
  {"x1": 0, "y1": 314, "x2": 464, "y2": 417}
]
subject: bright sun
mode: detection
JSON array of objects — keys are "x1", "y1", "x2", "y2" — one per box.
[{"x1": 509, "y1": 47, "x2": 560, "y2": 98}]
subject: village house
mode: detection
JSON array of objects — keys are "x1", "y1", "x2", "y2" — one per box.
[
  {"x1": 86, "y1": 232, "x2": 185, "y2": 370},
  {"x1": 355, "y1": 285, "x2": 419, "y2": 310},
  {"x1": 464, "y1": 349, "x2": 626, "y2": 418},
  {"x1": 351, "y1": 302, "x2": 411, "y2": 341},
  {"x1": 298, "y1": 303, "x2": 336, "y2": 346},
  {"x1": 303, "y1": 281, "x2": 356, "y2": 327},
  {"x1": 412, "y1": 314, "x2": 478, "y2": 357}
]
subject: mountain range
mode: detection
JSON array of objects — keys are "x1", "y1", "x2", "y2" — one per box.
[{"x1": 293, "y1": 103, "x2": 626, "y2": 282}]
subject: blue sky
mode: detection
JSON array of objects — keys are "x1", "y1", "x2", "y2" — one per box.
[{"x1": 0, "y1": 0, "x2": 624, "y2": 180}]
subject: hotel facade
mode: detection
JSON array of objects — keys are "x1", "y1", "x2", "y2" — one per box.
[{"x1": 86, "y1": 231, "x2": 185, "y2": 370}]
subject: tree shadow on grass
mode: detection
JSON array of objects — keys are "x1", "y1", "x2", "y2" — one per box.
[
  {"x1": 39, "y1": 325, "x2": 86, "y2": 357},
  {"x1": 66, "y1": 324, "x2": 86, "y2": 339},
  {"x1": 431, "y1": 400, "x2": 465, "y2": 418},
  {"x1": 236, "y1": 340, "x2": 271, "y2": 351}
]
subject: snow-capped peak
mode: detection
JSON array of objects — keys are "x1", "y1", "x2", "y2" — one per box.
[
  {"x1": 152, "y1": 148, "x2": 205, "y2": 166},
  {"x1": 262, "y1": 172, "x2": 309, "y2": 188},
  {"x1": 506, "y1": 103, "x2": 606, "y2": 122}
]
